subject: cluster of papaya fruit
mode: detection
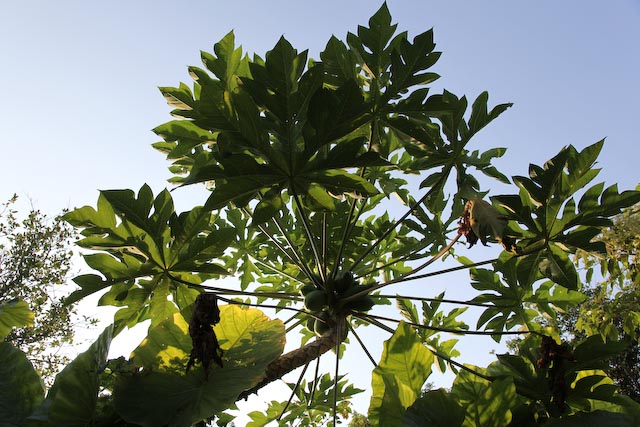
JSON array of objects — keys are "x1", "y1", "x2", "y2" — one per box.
[{"x1": 300, "y1": 271, "x2": 375, "y2": 337}]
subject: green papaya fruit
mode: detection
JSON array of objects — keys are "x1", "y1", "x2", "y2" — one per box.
[
  {"x1": 345, "y1": 296, "x2": 375, "y2": 312},
  {"x1": 306, "y1": 316, "x2": 316, "y2": 332},
  {"x1": 314, "y1": 316, "x2": 331, "y2": 336},
  {"x1": 334, "y1": 271, "x2": 354, "y2": 293},
  {"x1": 304, "y1": 290, "x2": 327, "y2": 311},
  {"x1": 300, "y1": 283, "x2": 317, "y2": 296}
]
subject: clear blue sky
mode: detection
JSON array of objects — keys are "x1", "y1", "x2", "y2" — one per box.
[
  {"x1": 2, "y1": 0, "x2": 639, "y2": 421},
  {"x1": 1, "y1": 1, "x2": 638, "y2": 212}
]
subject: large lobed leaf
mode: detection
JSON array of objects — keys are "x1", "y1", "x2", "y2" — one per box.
[
  {"x1": 113, "y1": 304, "x2": 285, "y2": 427},
  {"x1": 64, "y1": 185, "x2": 233, "y2": 329},
  {"x1": 493, "y1": 141, "x2": 640, "y2": 290}
]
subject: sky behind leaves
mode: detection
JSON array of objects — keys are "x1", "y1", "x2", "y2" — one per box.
[{"x1": 1, "y1": 1, "x2": 638, "y2": 213}]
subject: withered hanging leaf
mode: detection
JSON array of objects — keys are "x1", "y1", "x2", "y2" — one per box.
[
  {"x1": 186, "y1": 293, "x2": 223, "y2": 375},
  {"x1": 460, "y1": 199, "x2": 517, "y2": 253},
  {"x1": 537, "y1": 336, "x2": 575, "y2": 411}
]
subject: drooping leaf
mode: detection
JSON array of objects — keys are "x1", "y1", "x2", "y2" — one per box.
[
  {"x1": 28, "y1": 326, "x2": 114, "y2": 426},
  {"x1": 0, "y1": 343, "x2": 44, "y2": 425}
]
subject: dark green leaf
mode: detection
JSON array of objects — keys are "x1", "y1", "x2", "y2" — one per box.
[
  {"x1": 30, "y1": 326, "x2": 113, "y2": 426},
  {"x1": 0, "y1": 343, "x2": 44, "y2": 425},
  {"x1": 402, "y1": 389, "x2": 464, "y2": 427}
]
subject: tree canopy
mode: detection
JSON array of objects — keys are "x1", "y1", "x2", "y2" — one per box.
[
  {"x1": 559, "y1": 202, "x2": 640, "y2": 401},
  {"x1": 1, "y1": 4, "x2": 639, "y2": 426},
  {"x1": 0, "y1": 195, "x2": 93, "y2": 384}
]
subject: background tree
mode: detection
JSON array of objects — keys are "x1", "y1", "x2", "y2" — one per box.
[
  {"x1": 560, "y1": 200, "x2": 640, "y2": 400},
  {"x1": 0, "y1": 195, "x2": 92, "y2": 383},
  {"x1": 348, "y1": 412, "x2": 371, "y2": 427}
]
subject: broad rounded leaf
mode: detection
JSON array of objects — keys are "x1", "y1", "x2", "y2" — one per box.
[
  {"x1": 114, "y1": 305, "x2": 285, "y2": 427},
  {"x1": 451, "y1": 370, "x2": 517, "y2": 427}
]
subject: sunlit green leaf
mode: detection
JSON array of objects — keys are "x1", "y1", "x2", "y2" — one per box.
[
  {"x1": 0, "y1": 299, "x2": 34, "y2": 340},
  {"x1": 114, "y1": 305, "x2": 285, "y2": 427},
  {"x1": 368, "y1": 322, "x2": 434, "y2": 426},
  {"x1": 451, "y1": 370, "x2": 517, "y2": 427}
]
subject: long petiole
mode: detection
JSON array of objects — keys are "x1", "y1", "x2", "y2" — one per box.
[
  {"x1": 341, "y1": 258, "x2": 500, "y2": 303},
  {"x1": 363, "y1": 245, "x2": 429, "y2": 278},
  {"x1": 322, "y1": 212, "x2": 328, "y2": 278},
  {"x1": 330, "y1": 198, "x2": 359, "y2": 282},
  {"x1": 215, "y1": 295, "x2": 307, "y2": 316},
  {"x1": 331, "y1": 118, "x2": 377, "y2": 280},
  {"x1": 350, "y1": 165, "x2": 451, "y2": 271},
  {"x1": 286, "y1": 317, "x2": 305, "y2": 333},
  {"x1": 292, "y1": 191, "x2": 325, "y2": 281},
  {"x1": 169, "y1": 273, "x2": 301, "y2": 300},
  {"x1": 385, "y1": 258, "x2": 498, "y2": 283},
  {"x1": 343, "y1": 233, "x2": 461, "y2": 304},
  {"x1": 384, "y1": 233, "x2": 461, "y2": 285},
  {"x1": 270, "y1": 212, "x2": 317, "y2": 281},
  {"x1": 348, "y1": 323, "x2": 377, "y2": 367},
  {"x1": 278, "y1": 361, "x2": 310, "y2": 421},
  {"x1": 250, "y1": 256, "x2": 305, "y2": 284},
  {"x1": 363, "y1": 312, "x2": 537, "y2": 336},
  {"x1": 379, "y1": 294, "x2": 513, "y2": 309},
  {"x1": 333, "y1": 321, "x2": 341, "y2": 427},
  {"x1": 243, "y1": 206, "x2": 315, "y2": 282},
  {"x1": 351, "y1": 312, "x2": 395, "y2": 333},
  {"x1": 308, "y1": 356, "x2": 321, "y2": 407},
  {"x1": 427, "y1": 345, "x2": 495, "y2": 382}
]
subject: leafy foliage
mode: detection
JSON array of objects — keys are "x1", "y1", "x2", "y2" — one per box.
[
  {"x1": 368, "y1": 322, "x2": 434, "y2": 427},
  {"x1": 247, "y1": 373, "x2": 363, "y2": 426},
  {"x1": 28, "y1": 326, "x2": 114, "y2": 426},
  {"x1": 3, "y1": 3, "x2": 640, "y2": 426}
]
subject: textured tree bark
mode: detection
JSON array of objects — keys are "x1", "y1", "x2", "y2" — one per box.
[{"x1": 237, "y1": 319, "x2": 344, "y2": 401}]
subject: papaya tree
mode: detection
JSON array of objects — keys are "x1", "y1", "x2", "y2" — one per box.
[{"x1": 2, "y1": 3, "x2": 640, "y2": 426}]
